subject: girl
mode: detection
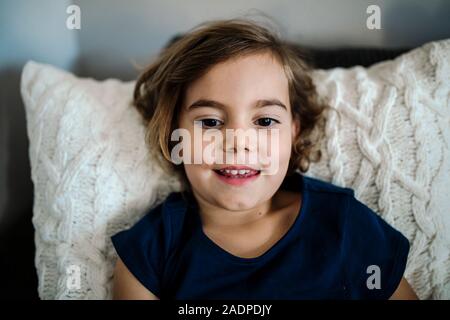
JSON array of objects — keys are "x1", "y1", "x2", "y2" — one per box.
[{"x1": 111, "y1": 19, "x2": 418, "y2": 300}]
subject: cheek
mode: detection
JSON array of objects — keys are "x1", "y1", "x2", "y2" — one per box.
[
  {"x1": 177, "y1": 114, "x2": 220, "y2": 165},
  {"x1": 259, "y1": 128, "x2": 292, "y2": 174},
  {"x1": 183, "y1": 163, "x2": 207, "y2": 186},
  {"x1": 279, "y1": 130, "x2": 293, "y2": 160},
  {"x1": 191, "y1": 130, "x2": 220, "y2": 165},
  {"x1": 277, "y1": 132, "x2": 293, "y2": 174}
]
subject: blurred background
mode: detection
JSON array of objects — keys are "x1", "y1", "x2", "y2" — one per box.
[{"x1": 1, "y1": 0, "x2": 449, "y2": 299}]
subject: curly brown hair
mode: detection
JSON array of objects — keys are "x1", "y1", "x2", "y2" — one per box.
[{"x1": 133, "y1": 18, "x2": 326, "y2": 189}]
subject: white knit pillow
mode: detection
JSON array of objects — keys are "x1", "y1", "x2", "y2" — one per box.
[
  {"x1": 21, "y1": 63, "x2": 183, "y2": 299},
  {"x1": 21, "y1": 39, "x2": 450, "y2": 300}
]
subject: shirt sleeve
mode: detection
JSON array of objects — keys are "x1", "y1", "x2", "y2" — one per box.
[
  {"x1": 111, "y1": 206, "x2": 168, "y2": 298},
  {"x1": 343, "y1": 194, "x2": 410, "y2": 300}
]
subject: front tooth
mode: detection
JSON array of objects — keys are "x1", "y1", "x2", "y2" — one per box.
[
  {"x1": 238, "y1": 170, "x2": 246, "y2": 175},
  {"x1": 225, "y1": 169, "x2": 231, "y2": 173},
  {"x1": 230, "y1": 170, "x2": 238, "y2": 175}
]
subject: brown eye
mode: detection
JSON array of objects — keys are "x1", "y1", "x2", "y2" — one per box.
[
  {"x1": 256, "y1": 117, "x2": 280, "y2": 127},
  {"x1": 200, "y1": 119, "x2": 223, "y2": 128}
]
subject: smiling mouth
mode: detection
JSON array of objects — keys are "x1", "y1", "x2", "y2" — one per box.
[{"x1": 213, "y1": 167, "x2": 261, "y2": 178}]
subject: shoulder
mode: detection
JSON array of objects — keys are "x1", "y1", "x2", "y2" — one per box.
[
  {"x1": 301, "y1": 175, "x2": 355, "y2": 226},
  {"x1": 300, "y1": 176, "x2": 410, "y2": 299},
  {"x1": 341, "y1": 194, "x2": 410, "y2": 299},
  {"x1": 110, "y1": 191, "x2": 190, "y2": 297},
  {"x1": 342, "y1": 195, "x2": 410, "y2": 253},
  {"x1": 111, "y1": 191, "x2": 190, "y2": 266}
]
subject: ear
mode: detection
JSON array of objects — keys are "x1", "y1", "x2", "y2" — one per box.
[{"x1": 291, "y1": 115, "x2": 300, "y2": 139}]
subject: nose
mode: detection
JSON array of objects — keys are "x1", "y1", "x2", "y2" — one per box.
[
  {"x1": 222, "y1": 125, "x2": 255, "y2": 154},
  {"x1": 224, "y1": 136, "x2": 250, "y2": 153}
]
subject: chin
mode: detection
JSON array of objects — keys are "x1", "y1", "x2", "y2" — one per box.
[{"x1": 215, "y1": 196, "x2": 259, "y2": 211}]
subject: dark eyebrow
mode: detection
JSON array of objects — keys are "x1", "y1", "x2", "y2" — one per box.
[
  {"x1": 187, "y1": 99, "x2": 226, "y2": 110},
  {"x1": 255, "y1": 99, "x2": 287, "y2": 110},
  {"x1": 186, "y1": 98, "x2": 287, "y2": 111}
]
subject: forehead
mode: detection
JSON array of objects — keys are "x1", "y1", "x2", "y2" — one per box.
[{"x1": 183, "y1": 52, "x2": 290, "y2": 109}]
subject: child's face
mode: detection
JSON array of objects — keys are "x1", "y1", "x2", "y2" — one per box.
[{"x1": 178, "y1": 52, "x2": 300, "y2": 211}]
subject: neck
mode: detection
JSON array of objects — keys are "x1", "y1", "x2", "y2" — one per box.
[{"x1": 192, "y1": 190, "x2": 277, "y2": 230}]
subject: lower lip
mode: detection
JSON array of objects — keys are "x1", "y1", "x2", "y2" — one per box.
[{"x1": 213, "y1": 170, "x2": 261, "y2": 186}]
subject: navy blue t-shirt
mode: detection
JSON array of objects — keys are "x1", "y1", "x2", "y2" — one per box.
[{"x1": 111, "y1": 172, "x2": 410, "y2": 300}]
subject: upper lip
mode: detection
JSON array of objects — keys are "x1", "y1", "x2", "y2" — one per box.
[{"x1": 213, "y1": 165, "x2": 260, "y2": 171}]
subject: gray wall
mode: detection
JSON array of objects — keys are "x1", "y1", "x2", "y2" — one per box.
[{"x1": 73, "y1": 0, "x2": 450, "y2": 79}]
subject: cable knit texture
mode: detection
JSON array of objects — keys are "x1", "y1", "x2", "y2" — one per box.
[{"x1": 21, "y1": 39, "x2": 450, "y2": 300}]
